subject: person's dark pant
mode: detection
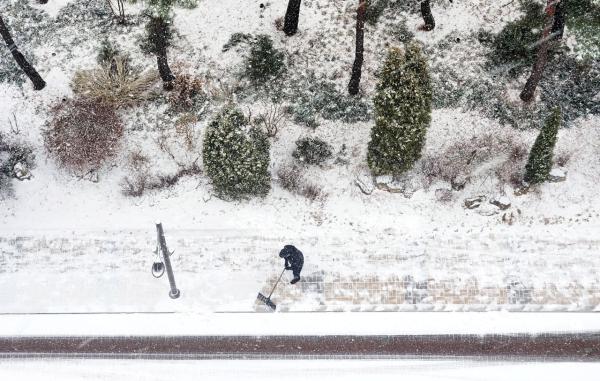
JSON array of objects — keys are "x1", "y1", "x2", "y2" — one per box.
[{"x1": 291, "y1": 269, "x2": 301, "y2": 284}]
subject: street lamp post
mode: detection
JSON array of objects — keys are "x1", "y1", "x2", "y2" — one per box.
[{"x1": 155, "y1": 221, "x2": 180, "y2": 299}]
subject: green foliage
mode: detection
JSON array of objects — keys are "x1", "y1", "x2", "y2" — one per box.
[
  {"x1": 0, "y1": 132, "x2": 35, "y2": 194},
  {"x1": 364, "y1": 0, "x2": 417, "y2": 25},
  {"x1": 367, "y1": 44, "x2": 432, "y2": 176},
  {"x1": 222, "y1": 32, "x2": 253, "y2": 52},
  {"x1": 365, "y1": 0, "x2": 389, "y2": 26},
  {"x1": 390, "y1": 18, "x2": 415, "y2": 43},
  {"x1": 0, "y1": 2, "x2": 46, "y2": 86},
  {"x1": 203, "y1": 106, "x2": 271, "y2": 199},
  {"x1": 566, "y1": 0, "x2": 600, "y2": 58},
  {"x1": 490, "y1": 0, "x2": 544, "y2": 66},
  {"x1": 149, "y1": 0, "x2": 175, "y2": 14},
  {"x1": 524, "y1": 107, "x2": 561, "y2": 184},
  {"x1": 97, "y1": 39, "x2": 121, "y2": 65},
  {"x1": 244, "y1": 35, "x2": 285, "y2": 86},
  {"x1": 539, "y1": 54, "x2": 600, "y2": 122},
  {"x1": 130, "y1": 0, "x2": 197, "y2": 16},
  {"x1": 141, "y1": 15, "x2": 174, "y2": 54},
  {"x1": 173, "y1": 0, "x2": 199, "y2": 9},
  {"x1": 489, "y1": 0, "x2": 600, "y2": 65},
  {"x1": 293, "y1": 137, "x2": 333, "y2": 165},
  {"x1": 285, "y1": 73, "x2": 371, "y2": 128}
]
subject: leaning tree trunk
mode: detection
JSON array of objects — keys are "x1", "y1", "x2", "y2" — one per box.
[
  {"x1": 420, "y1": 0, "x2": 435, "y2": 31},
  {"x1": 520, "y1": 0, "x2": 560, "y2": 103},
  {"x1": 0, "y1": 16, "x2": 46, "y2": 90},
  {"x1": 157, "y1": 48, "x2": 175, "y2": 90},
  {"x1": 283, "y1": 0, "x2": 302, "y2": 36},
  {"x1": 551, "y1": 0, "x2": 566, "y2": 40},
  {"x1": 348, "y1": 0, "x2": 366, "y2": 95}
]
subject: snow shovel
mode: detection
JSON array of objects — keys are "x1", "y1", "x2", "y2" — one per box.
[{"x1": 257, "y1": 268, "x2": 285, "y2": 311}]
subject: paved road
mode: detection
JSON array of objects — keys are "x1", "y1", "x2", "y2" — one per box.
[{"x1": 1, "y1": 333, "x2": 599, "y2": 360}]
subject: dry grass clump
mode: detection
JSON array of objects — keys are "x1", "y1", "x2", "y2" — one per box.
[
  {"x1": 277, "y1": 165, "x2": 302, "y2": 192},
  {"x1": 175, "y1": 113, "x2": 200, "y2": 150},
  {"x1": 277, "y1": 164, "x2": 326, "y2": 202},
  {"x1": 72, "y1": 56, "x2": 159, "y2": 107},
  {"x1": 421, "y1": 132, "x2": 528, "y2": 190},
  {"x1": 250, "y1": 103, "x2": 287, "y2": 138},
  {"x1": 44, "y1": 98, "x2": 124, "y2": 173},
  {"x1": 167, "y1": 72, "x2": 205, "y2": 113},
  {"x1": 120, "y1": 149, "x2": 202, "y2": 197}
]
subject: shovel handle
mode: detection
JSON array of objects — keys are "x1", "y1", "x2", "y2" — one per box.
[{"x1": 267, "y1": 268, "x2": 287, "y2": 299}]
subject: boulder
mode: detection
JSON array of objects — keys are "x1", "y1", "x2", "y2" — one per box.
[
  {"x1": 451, "y1": 174, "x2": 468, "y2": 191},
  {"x1": 476, "y1": 203, "x2": 500, "y2": 216},
  {"x1": 435, "y1": 188, "x2": 453, "y2": 203},
  {"x1": 12, "y1": 162, "x2": 32, "y2": 180},
  {"x1": 548, "y1": 168, "x2": 567, "y2": 183},
  {"x1": 464, "y1": 195, "x2": 486, "y2": 209},
  {"x1": 355, "y1": 174, "x2": 375, "y2": 195},
  {"x1": 490, "y1": 195, "x2": 511, "y2": 210},
  {"x1": 514, "y1": 184, "x2": 530, "y2": 196},
  {"x1": 375, "y1": 174, "x2": 419, "y2": 198},
  {"x1": 374, "y1": 175, "x2": 393, "y2": 191},
  {"x1": 89, "y1": 171, "x2": 99, "y2": 183}
]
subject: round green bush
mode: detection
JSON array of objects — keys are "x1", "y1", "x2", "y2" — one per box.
[
  {"x1": 203, "y1": 106, "x2": 271, "y2": 199},
  {"x1": 293, "y1": 137, "x2": 333, "y2": 165}
]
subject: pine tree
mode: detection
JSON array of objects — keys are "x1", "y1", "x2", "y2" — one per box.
[
  {"x1": 203, "y1": 107, "x2": 271, "y2": 200},
  {"x1": 283, "y1": 0, "x2": 302, "y2": 36},
  {"x1": 367, "y1": 44, "x2": 432, "y2": 176},
  {"x1": 144, "y1": 15, "x2": 175, "y2": 89},
  {"x1": 143, "y1": 1, "x2": 177, "y2": 90},
  {"x1": 348, "y1": 0, "x2": 366, "y2": 95},
  {"x1": 0, "y1": 16, "x2": 46, "y2": 90},
  {"x1": 524, "y1": 107, "x2": 561, "y2": 184}
]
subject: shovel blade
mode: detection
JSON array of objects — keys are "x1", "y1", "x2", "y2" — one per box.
[{"x1": 257, "y1": 292, "x2": 276, "y2": 310}]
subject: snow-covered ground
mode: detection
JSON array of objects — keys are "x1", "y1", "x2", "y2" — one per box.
[{"x1": 2, "y1": 359, "x2": 600, "y2": 381}]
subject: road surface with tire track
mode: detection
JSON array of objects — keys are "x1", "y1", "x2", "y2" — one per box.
[{"x1": 1, "y1": 333, "x2": 599, "y2": 360}]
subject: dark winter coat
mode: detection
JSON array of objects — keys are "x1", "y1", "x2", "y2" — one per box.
[{"x1": 279, "y1": 245, "x2": 304, "y2": 276}]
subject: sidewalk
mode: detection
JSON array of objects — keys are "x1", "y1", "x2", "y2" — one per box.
[
  {"x1": 1, "y1": 312, "x2": 599, "y2": 336},
  {"x1": 1, "y1": 230, "x2": 600, "y2": 313}
]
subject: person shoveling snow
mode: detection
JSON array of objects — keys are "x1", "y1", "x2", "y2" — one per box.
[
  {"x1": 279, "y1": 244, "x2": 304, "y2": 284},
  {"x1": 256, "y1": 245, "x2": 304, "y2": 310}
]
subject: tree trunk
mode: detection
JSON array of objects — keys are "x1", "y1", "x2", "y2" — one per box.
[
  {"x1": 157, "y1": 49, "x2": 175, "y2": 90},
  {"x1": 38, "y1": 0, "x2": 48, "y2": 4},
  {"x1": 0, "y1": 16, "x2": 46, "y2": 91},
  {"x1": 551, "y1": 0, "x2": 566, "y2": 40},
  {"x1": 348, "y1": 0, "x2": 366, "y2": 96},
  {"x1": 420, "y1": 0, "x2": 435, "y2": 31},
  {"x1": 106, "y1": 0, "x2": 126, "y2": 24},
  {"x1": 283, "y1": 0, "x2": 302, "y2": 36},
  {"x1": 520, "y1": 0, "x2": 560, "y2": 103}
]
